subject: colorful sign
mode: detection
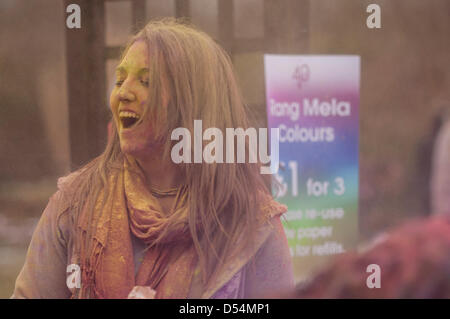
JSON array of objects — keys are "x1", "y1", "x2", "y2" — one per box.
[{"x1": 264, "y1": 55, "x2": 360, "y2": 282}]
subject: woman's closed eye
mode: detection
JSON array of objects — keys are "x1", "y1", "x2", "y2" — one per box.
[{"x1": 115, "y1": 78, "x2": 148, "y2": 87}]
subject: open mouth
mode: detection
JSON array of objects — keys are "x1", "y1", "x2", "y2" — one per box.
[{"x1": 119, "y1": 111, "x2": 140, "y2": 129}]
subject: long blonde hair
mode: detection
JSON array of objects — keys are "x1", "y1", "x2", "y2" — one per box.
[{"x1": 67, "y1": 18, "x2": 272, "y2": 290}]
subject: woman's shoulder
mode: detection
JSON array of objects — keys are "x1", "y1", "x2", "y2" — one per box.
[
  {"x1": 258, "y1": 192, "x2": 288, "y2": 226},
  {"x1": 50, "y1": 169, "x2": 81, "y2": 208},
  {"x1": 44, "y1": 168, "x2": 87, "y2": 236},
  {"x1": 257, "y1": 196, "x2": 289, "y2": 254},
  {"x1": 56, "y1": 167, "x2": 86, "y2": 194},
  {"x1": 242, "y1": 194, "x2": 290, "y2": 264}
]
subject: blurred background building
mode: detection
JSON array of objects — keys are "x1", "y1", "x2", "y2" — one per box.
[{"x1": 0, "y1": 0, "x2": 449, "y2": 297}]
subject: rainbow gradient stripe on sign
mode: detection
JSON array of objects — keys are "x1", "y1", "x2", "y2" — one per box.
[{"x1": 264, "y1": 55, "x2": 360, "y2": 283}]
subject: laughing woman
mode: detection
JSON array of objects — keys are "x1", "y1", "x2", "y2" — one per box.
[{"x1": 12, "y1": 19, "x2": 294, "y2": 299}]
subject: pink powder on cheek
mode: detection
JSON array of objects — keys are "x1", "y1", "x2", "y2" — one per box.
[
  {"x1": 119, "y1": 123, "x2": 159, "y2": 158},
  {"x1": 140, "y1": 100, "x2": 148, "y2": 110}
]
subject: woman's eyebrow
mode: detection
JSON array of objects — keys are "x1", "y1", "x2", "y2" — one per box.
[
  {"x1": 137, "y1": 68, "x2": 149, "y2": 76},
  {"x1": 115, "y1": 66, "x2": 149, "y2": 75},
  {"x1": 116, "y1": 66, "x2": 126, "y2": 74}
]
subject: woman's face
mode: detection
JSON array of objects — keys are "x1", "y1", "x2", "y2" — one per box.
[{"x1": 110, "y1": 39, "x2": 164, "y2": 157}]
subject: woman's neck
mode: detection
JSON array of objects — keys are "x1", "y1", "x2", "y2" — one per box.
[{"x1": 135, "y1": 152, "x2": 183, "y2": 190}]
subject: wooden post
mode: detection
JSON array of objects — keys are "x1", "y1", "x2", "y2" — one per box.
[
  {"x1": 218, "y1": 0, "x2": 234, "y2": 55},
  {"x1": 65, "y1": 0, "x2": 108, "y2": 169},
  {"x1": 264, "y1": 0, "x2": 310, "y2": 53},
  {"x1": 175, "y1": 0, "x2": 190, "y2": 19},
  {"x1": 132, "y1": 0, "x2": 147, "y2": 33}
]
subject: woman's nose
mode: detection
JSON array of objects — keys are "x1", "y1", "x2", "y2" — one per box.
[{"x1": 118, "y1": 85, "x2": 136, "y2": 102}]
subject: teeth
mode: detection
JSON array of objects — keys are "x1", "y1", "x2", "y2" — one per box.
[{"x1": 119, "y1": 111, "x2": 140, "y2": 119}]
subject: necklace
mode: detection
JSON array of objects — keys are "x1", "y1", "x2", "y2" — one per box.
[{"x1": 150, "y1": 186, "x2": 179, "y2": 198}]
